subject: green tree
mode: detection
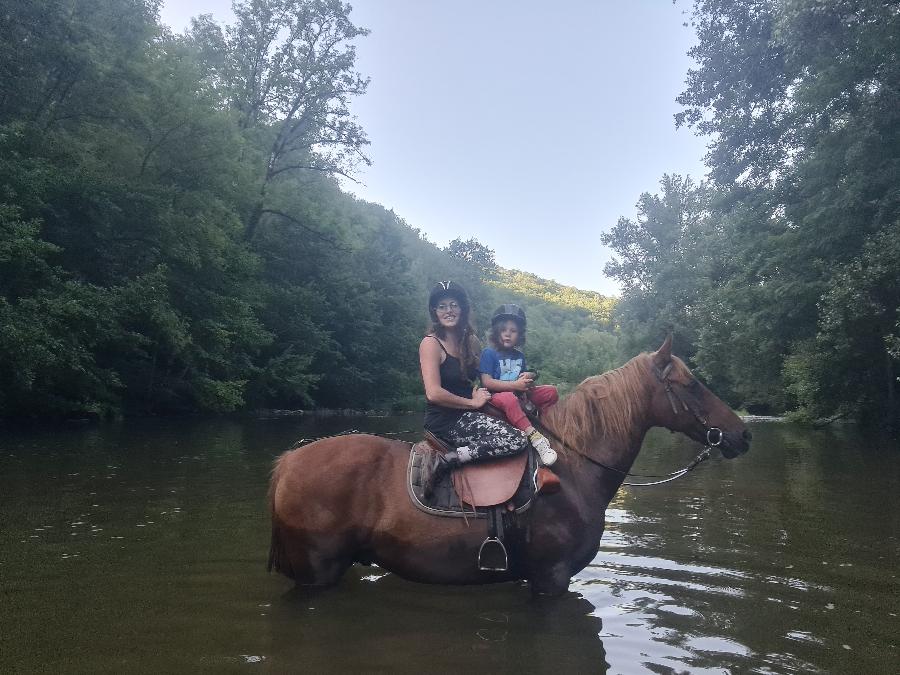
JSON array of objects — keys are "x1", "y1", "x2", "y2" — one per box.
[
  {"x1": 604, "y1": 0, "x2": 900, "y2": 420},
  {"x1": 189, "y1": 0, "x2": 370, "y2": 240},
  {"x1": 784, "y1": 221, "x2": 900, "y2": 423},
  {"x1": 446, "y1": 237, "x2": 498, "y2": 276},
  {"x1": 601, "y1": 175, "x2": 714, "y2": 360}
]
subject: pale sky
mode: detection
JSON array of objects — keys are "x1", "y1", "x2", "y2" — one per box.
[{"x1": 159, "y1": 1, "x2": 709, "y2": 296}]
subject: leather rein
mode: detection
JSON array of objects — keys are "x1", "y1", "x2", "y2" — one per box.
[{"x1": 538, "y1": 361, "x2": 724, "y2": 487}]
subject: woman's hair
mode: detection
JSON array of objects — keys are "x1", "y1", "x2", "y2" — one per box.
[
  {"x1": 488, "y1": 318, "x2": 526, "y2": 349},
  {"x1": 427, "y1": 281, "x2": 480, "y2": 370}
]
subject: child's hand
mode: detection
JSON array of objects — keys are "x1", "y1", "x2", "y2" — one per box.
[{"x1": 515, "y1": 372, "x2": 535, "y2": 390}]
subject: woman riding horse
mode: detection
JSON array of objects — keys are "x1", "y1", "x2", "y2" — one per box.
[
  {"x1": 268, "y1": 329, "x2": 751, "y2": 594},
  {"x1": 418, "y1": 281, "x2": 529, "y2": 497}
]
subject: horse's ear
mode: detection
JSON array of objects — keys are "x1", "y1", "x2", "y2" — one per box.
[{"x1": 652, "y1": 333, "x2": 673, "y2": 368}]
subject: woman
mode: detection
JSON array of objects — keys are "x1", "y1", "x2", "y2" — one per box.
[{"x1": 419, "y1": 281, "x2": 529, "y2": 497}]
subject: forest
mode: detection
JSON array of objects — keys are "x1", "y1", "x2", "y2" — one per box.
[
  {"x1": 606, "y1": 0, "x2": 899, "y2": 425},
  {"x1": 0, "y1": 0, "x2": 617, "y2": 419},
  {"x1": 1, "y1": 0, "x2": 898, "y2": 426}
]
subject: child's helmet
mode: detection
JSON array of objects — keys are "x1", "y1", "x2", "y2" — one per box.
[{"x1": 491, "y1": 303, "x2": 526, "y2": 328}]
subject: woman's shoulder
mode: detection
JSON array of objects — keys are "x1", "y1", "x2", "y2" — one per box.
[{"x1": 420, "y1": 334, "x2": 442, "y2": 350}]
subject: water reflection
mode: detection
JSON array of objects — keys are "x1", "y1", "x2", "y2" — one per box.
[
  {"x1": 267, "y1": 570, "x2": 608, "y2": 672},
  {"x1": 1, "y1": 418, "x2": 898, "y2": 673}
]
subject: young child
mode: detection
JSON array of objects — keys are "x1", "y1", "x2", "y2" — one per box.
[{"x1": 479, "y1": 304, "x2": 559, "y2": 466}]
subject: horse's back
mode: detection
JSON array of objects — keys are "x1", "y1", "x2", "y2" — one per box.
[{"x1": 271, "y1": 434, "x2": 407, "y2": 527}]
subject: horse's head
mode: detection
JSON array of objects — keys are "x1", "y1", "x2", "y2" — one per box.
[{"x1": 649, "y1": 336, "x2": 751, "y2": 458}]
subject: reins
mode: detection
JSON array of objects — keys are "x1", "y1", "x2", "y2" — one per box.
[{"x1": 581, "y1": 445, "x2": 714, "y2": 486}]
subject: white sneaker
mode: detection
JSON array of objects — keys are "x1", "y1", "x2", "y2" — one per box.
[{"x1": 528, "y1": 431, "x2": 557, "y2": 466}]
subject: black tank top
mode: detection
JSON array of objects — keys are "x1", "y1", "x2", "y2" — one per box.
[{"x1": 423, "y1": 336, "x2": 474, "y2": 437}]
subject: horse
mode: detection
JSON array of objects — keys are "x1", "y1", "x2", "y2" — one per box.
[{"x1": 267, "y1": 336, "x2": 751, "y2": 595}]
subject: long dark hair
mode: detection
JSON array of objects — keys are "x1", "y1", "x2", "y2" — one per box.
[{"x1": 427, "y1": 281, "x2": 480, "y2": 370}]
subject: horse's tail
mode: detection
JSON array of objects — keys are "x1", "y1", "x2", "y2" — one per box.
[{"x1": 267, "y1": 451, "x2": 290, "y2": 575}]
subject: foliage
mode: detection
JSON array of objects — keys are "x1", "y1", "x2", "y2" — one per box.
[
  {"x1": 0, "y1": 1, "x2": 617, "y2": 419},
  {"x1": 606, "y1": 0, "x2": 900, "y2": 422},
  {"x1": 189, "y1": 0, "x2": 370, "y2": 241},
  {"x1": 490, "y1": 268, "x2": 616, "y2": 326},
  {"x1": 446, "y1": 237, "x2": 498, "y2": 276},
  {"x1": 601, "y1": 175, "x2": 715, "y2": 357},
  {"x1": 784, "y1": 221, "x2": 900, "y2": 423}
]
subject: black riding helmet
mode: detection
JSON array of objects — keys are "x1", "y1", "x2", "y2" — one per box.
[
  {"x1": 428, "y1": 281, "x2": 470, "y2": 315},
  {"x1": 491, "y1": 303, "x2": 526, "y2": 328}
]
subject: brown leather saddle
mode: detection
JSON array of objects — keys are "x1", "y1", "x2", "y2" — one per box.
[
  {"x1": 407, "y1": 432, "x2": 536, "y2": 518},
  {"x1": 407, "y1": 430, "x2": 560, "y2": 514},
  {"x1": 406, "y1": 403, "x2": 561, "y2": 571},
  {"x1": 408, "y1": 431, "x2": 565, "y2": 571}
]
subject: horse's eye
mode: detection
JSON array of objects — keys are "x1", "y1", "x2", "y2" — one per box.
[{"x1": 686, "y1": 379, "x2": 702, "y2": 394}]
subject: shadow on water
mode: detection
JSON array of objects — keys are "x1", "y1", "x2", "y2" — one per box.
[{"x1": 264, "y1": 569, "x2": 608, "y2": 673}]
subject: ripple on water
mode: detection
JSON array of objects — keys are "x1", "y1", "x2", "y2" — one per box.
[{"x1": 574, "y1": 540, "x2": 824, "y2": 674}]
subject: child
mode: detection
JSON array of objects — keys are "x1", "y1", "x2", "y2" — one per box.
[{"x1": 479, "y1": 304, "x2": 559, "y2": 466}]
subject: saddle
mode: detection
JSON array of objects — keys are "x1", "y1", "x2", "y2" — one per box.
[
  {"x1": 407, "y1": 432, "x2": 536, "y2": 517},
  {"x1": 407, "y1": 429, "x2": 561, "y2": 572}
]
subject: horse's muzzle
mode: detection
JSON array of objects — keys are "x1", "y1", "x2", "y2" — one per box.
[{"x1": 720, "y1": 429, "x2": 752, "y2": 458}]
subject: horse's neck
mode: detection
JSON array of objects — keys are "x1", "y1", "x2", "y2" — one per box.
[
  {"x1": 544, "y1": 370, "x2": 655, "y2": 520},
  {"x1": 542, "y1": 358, "x2": 656, "y2": 471}
]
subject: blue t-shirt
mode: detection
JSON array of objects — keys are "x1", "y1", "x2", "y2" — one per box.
[{"x1": 479, "y1": 347, "x2": 527, "y2": 382}]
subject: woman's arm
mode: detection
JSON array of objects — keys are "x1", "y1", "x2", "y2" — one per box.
[{"x1": 419, "y1": 338, "x2": 490, "y2": 409}]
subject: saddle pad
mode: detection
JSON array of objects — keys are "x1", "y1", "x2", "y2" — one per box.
[
  {"x1": 407, "y1": 442, "x2": 535, "y2": 519},
  {"x1": 452, "y1": 451, "x2": 529, "y2": 507}
]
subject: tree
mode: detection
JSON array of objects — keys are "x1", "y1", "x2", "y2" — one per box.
[
  {"x1": 784, "y1": 221, "x2": 900, "y2": 424},
  {"x1": 613, "y1": 0, "x2": 900, "y2": 420},
  {"x1": 0, "y1": 0, "x2": 627, "y2": 420},
  {"x1": 446, "y1": 237, "x2": 498, "y2": 276},
  {"x1": 0, "y1": 0, "x2": 159, "y2": 128},
  {"x1": 601, "y1": 175, "x2": 714, "y2": 359},
  {"x1": 189, "y1": 0, "x2": 370, "y2": 240}
]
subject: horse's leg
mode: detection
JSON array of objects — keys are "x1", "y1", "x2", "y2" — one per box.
[
  {"x1": 269, "y1": 436, "x2": 401, "y2": 587},
  {"x1": 528, "y1": 561, "x2": 571, "y2": 597},
  {"x1": 271, "y1": 518, "x2": 356, "y2": 587}
]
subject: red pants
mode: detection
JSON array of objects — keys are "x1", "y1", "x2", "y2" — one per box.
[{"x1": 491, "y1": 385, "x2": 559, "y2": 431}]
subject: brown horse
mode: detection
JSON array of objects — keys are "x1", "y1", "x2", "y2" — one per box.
[{"x1": 267, "y1": 336, "x2": 751, "y2": 595}]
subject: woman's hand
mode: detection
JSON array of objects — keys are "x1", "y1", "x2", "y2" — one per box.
[{"x1": 471, "y1": 387, "x2": 492, "y2": 408}]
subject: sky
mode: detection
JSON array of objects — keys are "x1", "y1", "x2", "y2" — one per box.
[{"x1": 158, "y1": 1, "x2": 710, "y2": 296}]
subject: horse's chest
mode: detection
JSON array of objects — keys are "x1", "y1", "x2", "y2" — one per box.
[{"x1": 528, "y1": 499, "x2": 605, "y2": 562}]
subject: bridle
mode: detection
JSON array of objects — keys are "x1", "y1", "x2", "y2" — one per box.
[
  {"x1": 541, "y1": 360, "x2": 725, "y2": 487},
  {"x1": 653, "y1": 361, "x2": 724, "y2": 450}
]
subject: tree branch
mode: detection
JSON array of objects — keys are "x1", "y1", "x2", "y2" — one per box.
[
  {"x1": 259, "y1": 209, "x2": 348, "y2": 250},
  {"x1": 268, "y1": 163, "x2": 361, "y2": 184}
]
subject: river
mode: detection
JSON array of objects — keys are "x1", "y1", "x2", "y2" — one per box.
[{"x1": 1, "y1": 416, "x2": 897, "y2": 673}]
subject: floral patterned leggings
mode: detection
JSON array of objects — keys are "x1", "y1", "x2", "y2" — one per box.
[{"x1": 443, "y1": 411, "x2": 528, "y2": 463}]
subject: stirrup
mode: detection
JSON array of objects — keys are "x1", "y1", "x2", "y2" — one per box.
[{"x1": 477, "y1": 537, "x2": 508, "y2": 571}]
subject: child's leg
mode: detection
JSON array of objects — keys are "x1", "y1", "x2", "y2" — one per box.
[
  {"x1": 490, "y1": 392, "x2": 530, "y2": 431},
  {"x1": 527, "y1": 385, "x2": 559, "y2": 414},
  {"x1": 520, "y1": 385, "x2": 559, "y2": 466},
  {"x1": 494, "y1": 389, "x2": 558, "y2": 466}
]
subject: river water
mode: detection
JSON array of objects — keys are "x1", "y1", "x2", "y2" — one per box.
[{"x1": 1, "y1": 416, "x2": 897, "y2": 673}]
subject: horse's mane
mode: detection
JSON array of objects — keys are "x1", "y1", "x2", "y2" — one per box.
[{"x1": 541, "y1": 352, "x2": 681, "y2": 456}]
